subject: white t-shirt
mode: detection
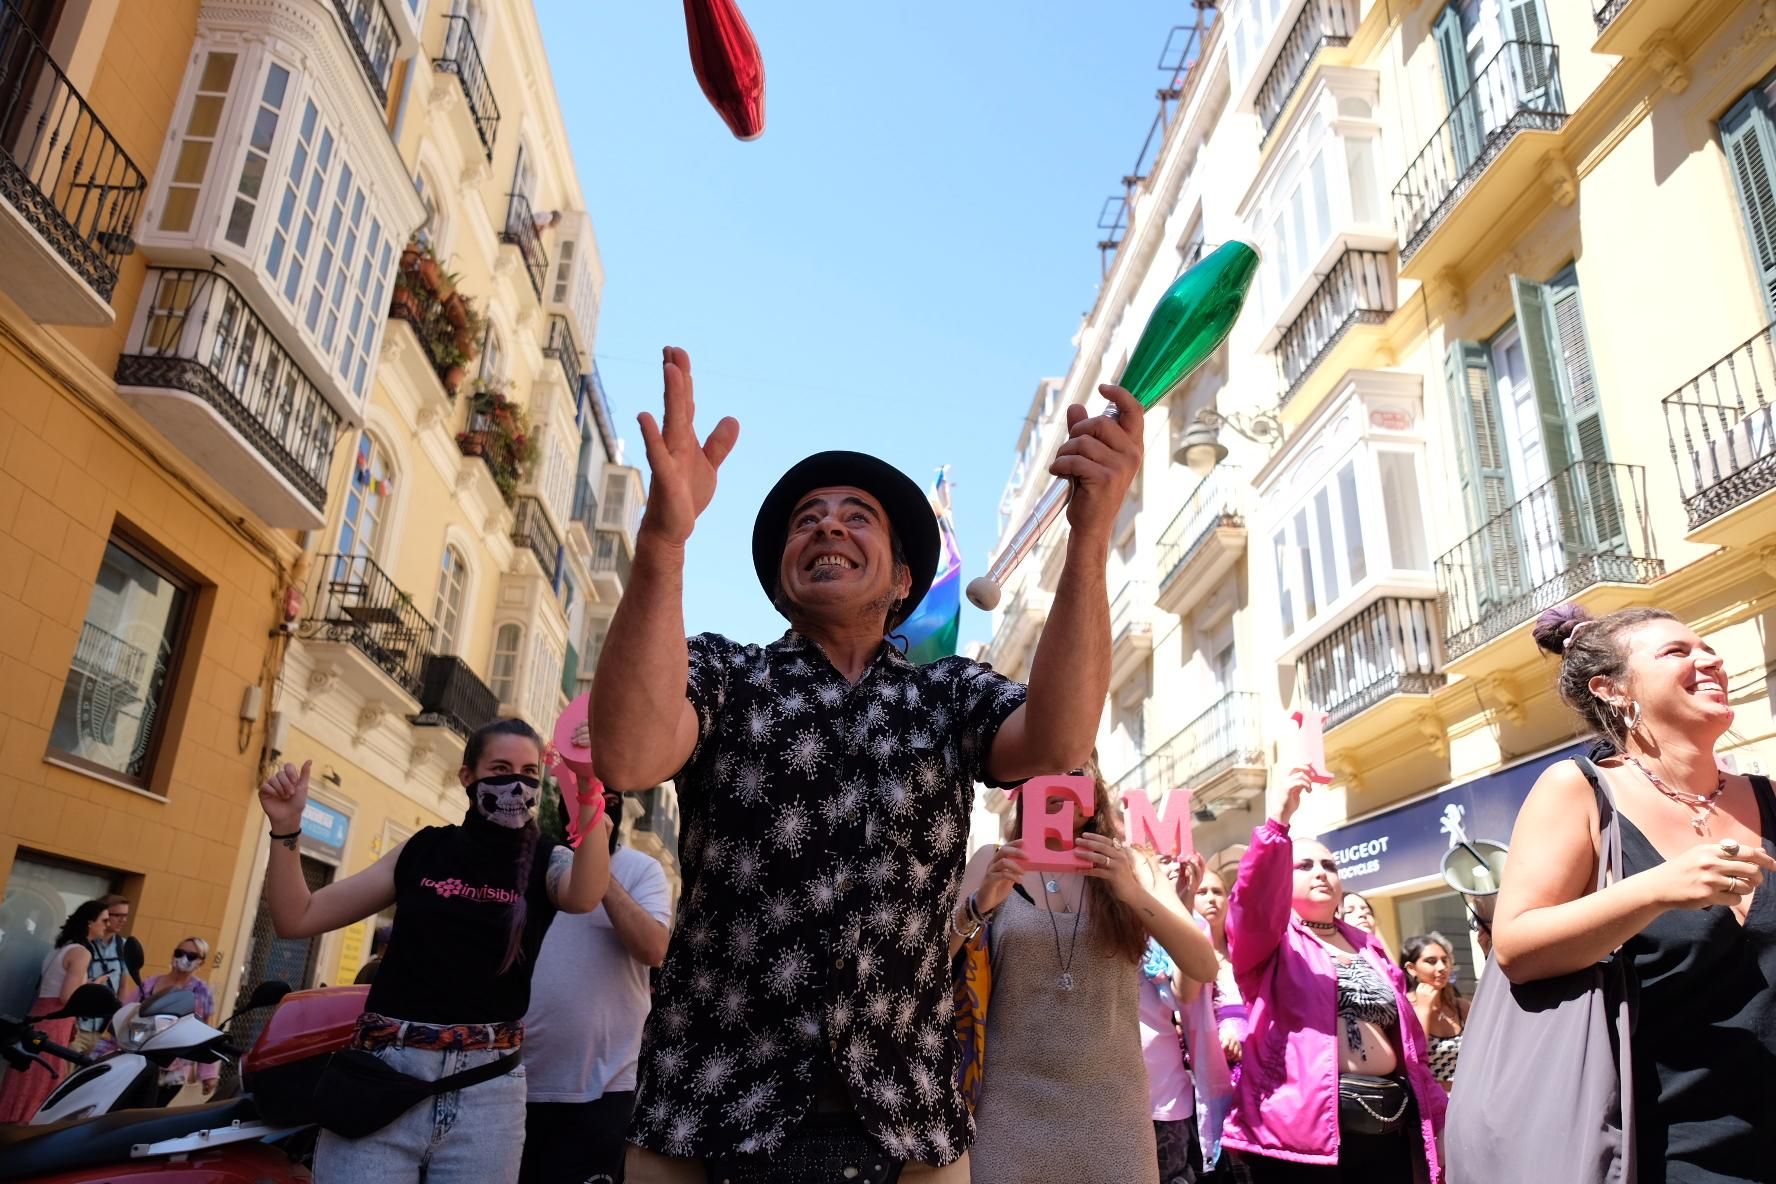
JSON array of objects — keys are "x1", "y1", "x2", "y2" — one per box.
[{"x1": 523, "y1": 846, "x2": 673, "y2": 1101}]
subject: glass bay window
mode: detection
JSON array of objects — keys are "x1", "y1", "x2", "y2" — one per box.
[
  {"x1": 137, "y1": 26, "x2": 424, "y2": 423},
  {"x1": 1260, "y1": 379, "x2": 1435, "y2": 658}
]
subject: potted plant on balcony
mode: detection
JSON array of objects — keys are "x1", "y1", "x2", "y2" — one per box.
[{"x1": 458, "y1": 385, "x2": 537, "y2": 504}]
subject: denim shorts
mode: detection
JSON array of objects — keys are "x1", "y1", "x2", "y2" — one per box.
[{"x1": 312, "y1": 1043, "x2": 527, "y2": 1184}]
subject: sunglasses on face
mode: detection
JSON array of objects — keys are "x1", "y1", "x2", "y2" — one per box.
[
  {"x1": 1294, "y1": 858, "x2": 1339, "y2": 874},
  {"x1": 173, "y1": 949, "x2": 200, "y2": 961}
]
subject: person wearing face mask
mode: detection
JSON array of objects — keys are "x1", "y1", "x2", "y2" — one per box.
[
  {"x1": 255, "y1": 717, "x2": 612, "y2": 1182},
  {"x1": 108, "y1": 937, "x2": 220, "y2": 1105},
  {"x1": 1223, "y1": 767, "x2": 1445, "y2": 1182},
  {"x1": 1488, "y1": 604, "x2": 1776, "y2": 1182}
]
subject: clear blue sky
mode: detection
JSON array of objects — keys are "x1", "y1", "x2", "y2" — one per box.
[{"x1": 537, "y1": 0, "x2": 1189, "y2": 649}]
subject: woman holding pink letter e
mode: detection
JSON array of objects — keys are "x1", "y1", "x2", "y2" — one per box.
[{"x1": 1223, "y1": 766, "x2": 1444, "y2": 1182}]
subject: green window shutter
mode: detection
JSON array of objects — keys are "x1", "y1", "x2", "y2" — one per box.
[
  {"x1": 1444, "y1": 340, "x2": 1520, "y2": 606},
  {"x1": 1721, "y1": 89, "x2": 1776, "y2": 322},
  {"x1": 1502, "y1": 0, "x2": 1556, "y2": 107},
  {"x1": 1510, "y1": 274, "x2": 1575, "y2": 477},
  {"x1": 1546, "y1": 267, "x2": 1623, "y2": 550},
  {"x1": 1432, "y1": 6, "x2": 1479, "y2": 170}
]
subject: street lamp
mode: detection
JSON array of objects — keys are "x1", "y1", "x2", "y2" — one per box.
[{"x1": 1176, "y1": 406, "x2": 1285, "y2": 476}]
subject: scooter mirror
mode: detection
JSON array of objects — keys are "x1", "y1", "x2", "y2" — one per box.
[
  {"x1": 122, "y1": 935, "x2": 146, "y2": 979},
  {"x1": 55, "y1": 982, "x2": 122, "y2": 1021},
  {"x1": 244, "y1": 980, "x2": 293, "y2": 1011},
  {"x1": 140, "y1": 988, "x2": 198, "y2": 1018}
]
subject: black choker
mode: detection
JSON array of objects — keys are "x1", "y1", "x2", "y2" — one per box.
[{"x1": 1301, "y1": 918, "x2": 1338, "y2": 931}]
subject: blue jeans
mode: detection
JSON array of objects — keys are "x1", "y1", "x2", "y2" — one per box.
[{"x1": 313, "y1": 1044, "x2": 527, "y2": 1183}]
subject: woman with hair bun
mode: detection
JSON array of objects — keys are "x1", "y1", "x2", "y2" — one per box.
[
  {"x1": 1491, "y1": 603, "x2": 1776, "y2": 1182},
  {"x1": 256, "y1": 717, "x2": 612, "y2": 1182}
]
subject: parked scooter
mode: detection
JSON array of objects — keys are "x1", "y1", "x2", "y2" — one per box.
[{"x1": 0, "y1": 980, "x2": 314, "y2": 1182}]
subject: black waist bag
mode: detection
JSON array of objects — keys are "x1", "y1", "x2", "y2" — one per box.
[
  {"x1": 1337, "y1": 1071, "x2": 1413, "y2": 1138},
  {"x1": 308, "y1": 1047, "x2": 522, "y2": 1139},
  {"x1": 704, "y1": 1112, "x2": 903, "y2": 1184}
]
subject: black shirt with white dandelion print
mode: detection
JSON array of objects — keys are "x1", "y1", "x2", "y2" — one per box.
[{"x1": 627, "y1": 630, "x2": 1028, "y2": 1164}]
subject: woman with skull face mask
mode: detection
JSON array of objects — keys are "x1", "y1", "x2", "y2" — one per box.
[{"x1": 256, "y1": 717, "x2": 612, "y2": 1182}]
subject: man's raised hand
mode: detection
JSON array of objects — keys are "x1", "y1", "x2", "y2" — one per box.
[{"x1": 637, "y1": 346, "x2": 740, "y2": 546}]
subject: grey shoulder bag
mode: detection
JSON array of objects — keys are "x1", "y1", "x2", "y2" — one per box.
[{"x1": 1444, "y1": 755, "x2": 1636, "y2": 1184}]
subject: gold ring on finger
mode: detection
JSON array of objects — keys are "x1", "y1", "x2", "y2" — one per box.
[{"x1": 1730, "y1": 875, "x2": 1745, "y2": 894}]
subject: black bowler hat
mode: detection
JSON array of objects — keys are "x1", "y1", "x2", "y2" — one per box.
[{"x1": 752, "y1": 451, "x2": 939, "y2": 629}]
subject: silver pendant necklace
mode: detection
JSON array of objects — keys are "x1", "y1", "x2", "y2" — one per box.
[
  {"x1": 1042, "y1": 876, "x2": 1085, "y2": 991},
  {"x1": 1627, "y1": 755, "x2": 1727, "y2": 836}
]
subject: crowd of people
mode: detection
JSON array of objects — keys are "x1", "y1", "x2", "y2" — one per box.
[{"x1": 4, "y1": 356, "x2": 1772, "y2": 1184}]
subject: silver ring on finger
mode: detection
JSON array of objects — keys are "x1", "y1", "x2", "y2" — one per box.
[
  {"x1": 1729, "y1": 875, "x2": 1746, "y2": 894},
  {"x1": 1720, "y1": 838, "x2": 1742, "y2": 858}
]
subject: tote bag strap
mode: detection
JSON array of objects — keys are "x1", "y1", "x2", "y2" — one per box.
[{"x1": 1571, "y1": 752, "x2": 1638, "y2": 1180}]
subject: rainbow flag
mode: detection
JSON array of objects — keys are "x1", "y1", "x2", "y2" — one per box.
[{"x1": 898, "y1": 468, "x2": 961, "y2": 664}]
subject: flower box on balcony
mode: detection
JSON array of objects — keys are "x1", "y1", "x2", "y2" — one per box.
[
  {"x1": 456, "y1": 386, "x2": 537, "y2": 504},
  {"x1": 391, "y1": 240, "x2": 485, "y2": 394}
]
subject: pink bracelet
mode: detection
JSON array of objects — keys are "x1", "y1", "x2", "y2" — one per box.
[{"x1": 563, "y1": 780, "x2": 607, "y2": 850}]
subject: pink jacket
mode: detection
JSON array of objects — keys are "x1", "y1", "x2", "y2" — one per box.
[{"x1": 1224, "y1": 819, "x2": 1444, "y2": 1178}]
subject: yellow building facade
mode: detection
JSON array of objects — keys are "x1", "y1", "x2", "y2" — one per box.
[
  {"x1": 986, "y1": 0, "x2": 1776, "y2": 972},
  {"x1": 0, "y1": 0, "x2": 299, "y2": 1017},
  {"x1": 0, "y1": 0, "x2": 649, "y2": 1021}
]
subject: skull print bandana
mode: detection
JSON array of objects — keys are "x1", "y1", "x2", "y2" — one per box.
[{"x1": 470, "y1": 774, "x2": 540, "y2": 828}]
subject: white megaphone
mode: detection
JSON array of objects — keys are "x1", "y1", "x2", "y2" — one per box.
[{"x1": 1441, "y1": 839, "x2": 1509, "y2": 950}]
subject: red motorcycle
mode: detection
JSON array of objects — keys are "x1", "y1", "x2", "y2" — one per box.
[{"x1": 0, "y1": 985, "x2": 368, "y2": 1182}]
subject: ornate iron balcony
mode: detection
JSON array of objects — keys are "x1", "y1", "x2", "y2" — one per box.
[
  {"x1": 1662, "y1": 321, "x2": 1776, "y2": 531},
  {"x1": 1393, "y1": 41, "x2": 1565, "y2": 262},
  {"x1": 73, "y1": 621, "x2": 148, "y2": 689},
  {"x1": 1156, "y1": 466, "x2": 1244, "y2": 590},
  {"x1": 303, "y1": 553, "x2": 436, "y2": 697},
  {"x1": 331, "y1": 0, "x2": 398, "y2": 107},
  {"x1": 1113, "y1": 692, "x2": 1265, "y2": 796},
  {"x1": 512, "y1": 495, "x2": 562, "y2": 584},
  {"x1": 0, "y1": 0, "x2": 144, "y2": 302},
  {"x1": 117, "y1": 267, "x2": 341, "y2": 512},
  {"x1": 434, "y1": 14, "x2": 499, "y2": 160},
  {"x1": 1278, "y1": 248, "x2": 1396, "y2": 402},
  {"x1": 500, "y1": 191, "x2": 548, "y2": 300},
  {"x1": 413, "y1": 653, "x2": 499, "y2": 740},
  {"x1": 1300, "y1": 596, "x2": 1445, "y2": 728},
  {"x1": 1435, "y1": 461, "x2": 1662, "y2": 660},
  {"x1": 1256, "y1": 0, "x2": 1358, "y2": 139},
  {"x1": 543, "y1": 314, "x2": 582, "y2": 394}
]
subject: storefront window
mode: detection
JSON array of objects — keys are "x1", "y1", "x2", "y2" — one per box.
[
  {"x1": 0, "y1": 852, "x2": 122, "y2": 1024},
  {"x1": 1393, "y1": 888, "x2": 1482, "y2": 995}
]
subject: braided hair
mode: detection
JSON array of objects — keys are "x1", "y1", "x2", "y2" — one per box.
[
  {"x1": 1531, "y1": 603, "x2": 1679, "y2": 755},
  {"x1": 463, "y1": 717, "x2": 545, "y2": 975}
]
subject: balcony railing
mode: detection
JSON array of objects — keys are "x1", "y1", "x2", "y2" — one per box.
[
  {"x1": 1111, "y1": 580, "x2": 1152, "y2": 646},
  {"x1": 117, "y1": 267, "x2": 342, "y2": 511},
  {"x1": 1435, "y1": 461, "x2": 1662, "y2": 660},
  {"x1": 331, "y1": 0, "x2": 398, "y2": 107},
  {"x1": 72, "y1": 621, "x2": 147, "y2": 688},
  {"x1": 1157, "y1": 467, "x2": 1243, "y2": 589},
  {"x1": 512, "y1": 495, "x2": 561, "y2": 583},
  {"x1": 305, "y1": 553, "x2": 435, "y2": 697},
  {"x1": 434, "y1": 14, "x2": 498, "y2": 160},
  {"x1": 1662, "y1": 322, "x2": 1776, "y2": 531},
  {"x1": 0, "y1": 0, "x2": 144, "y2": 302},
  {"x1": 592, "y1": 528, "x2": 632, "y2": 584},
  {"x1": 543, "y1": 314, "x2": 582, "y2": 394},
  {"x1": 583, "y1": 367, "x2": 619, "y2": 461},
  {"x1": 1279, "y1": 249, "x2": 1396, "y2": 402},
  {"x1": 1301, "y1": 596, "x2": 1445, "y2": 728},
  {"x1": 413, "y1": 653, "x2": 498, "y2": 739},
  {"x1": 1393, "y1": 41, "x2": 1565, "y2": 262},
  {"x1": 570, "y1": 477, "x2": 598, "y2": 536},
  {"x1": 1114, "y1": 692, "x2": 1265, "y2": 796},
  {"x1": 499, "y1": 191, "x2": 548, "y2": 299},
  {"x1": 1256, "y1": 0, "x2": 1359, "y2": 138},
  {"x1": 1592, "y1": 0, "x2": 1631, "y2": 31}
]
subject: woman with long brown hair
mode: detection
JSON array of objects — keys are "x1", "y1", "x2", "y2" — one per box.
[{"x1": 954, "y1": 759, "x2": 1218, "y2": 1184}]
